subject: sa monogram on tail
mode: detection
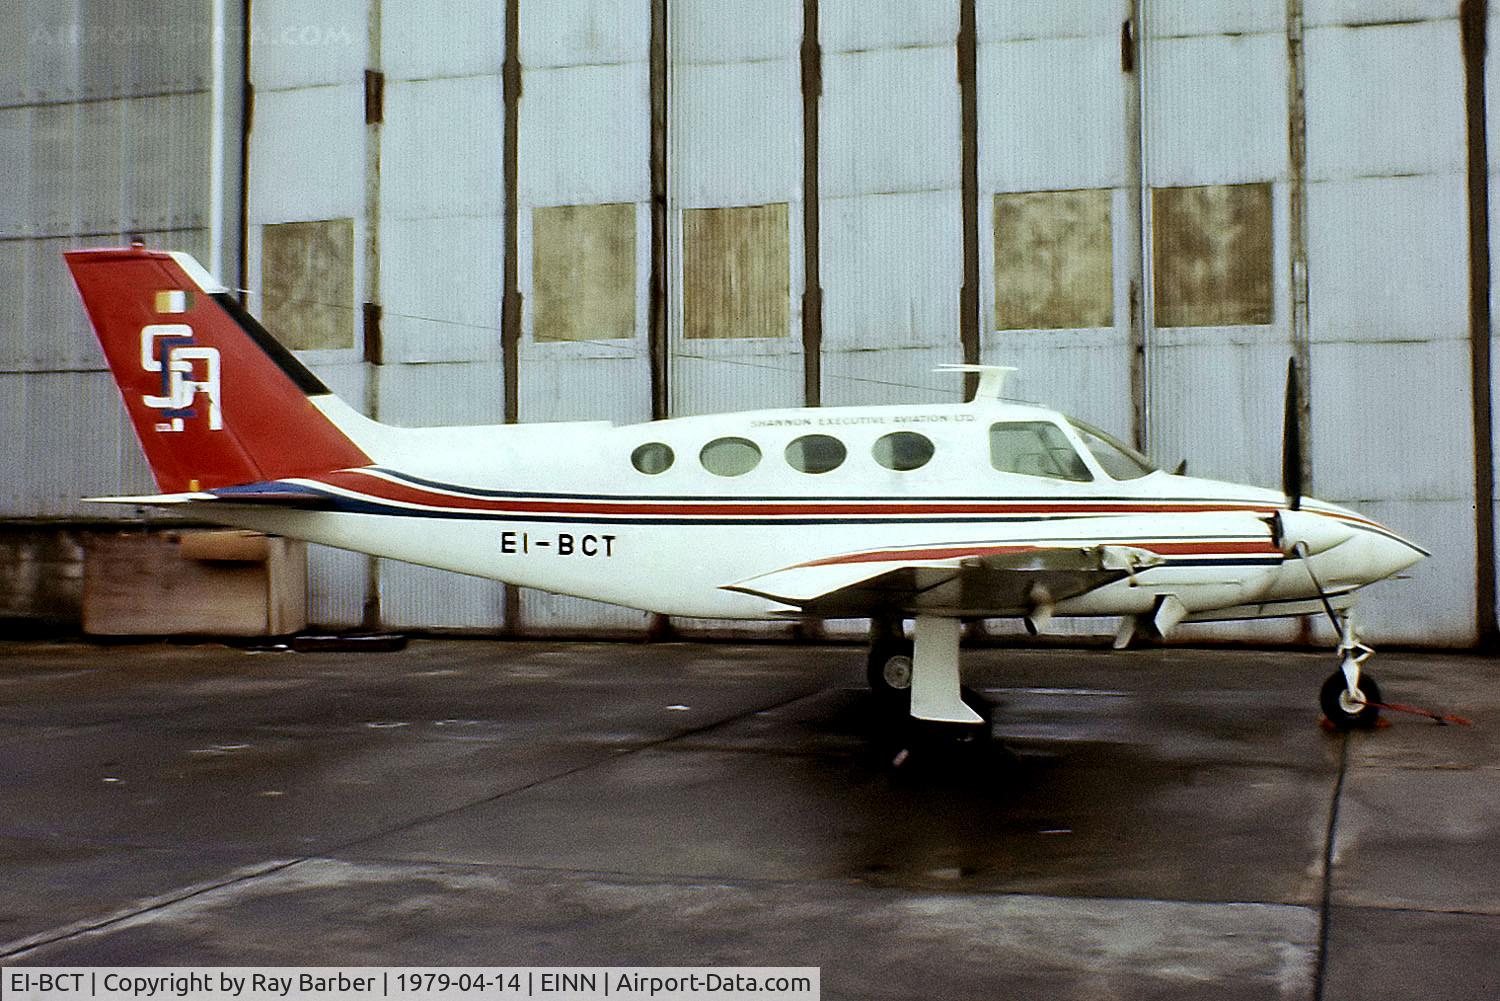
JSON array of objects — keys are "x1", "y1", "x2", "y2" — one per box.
[{"x1": 67, "y1": 244, "x2": 1426, "y2": 729}]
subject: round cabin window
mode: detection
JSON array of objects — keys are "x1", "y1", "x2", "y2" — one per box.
[
  {"x1": 700, "y1": 437, "x2": 762, "y2": 477},
  {"x1": 872, "y1": 431, "x2": 934, "y2": 471},
  {"x1": 785, "y1": 434, "x2": 847, "y2": 474},
  {"x1": 631, "y1": 442, "x2": 675, "y2": 475}
]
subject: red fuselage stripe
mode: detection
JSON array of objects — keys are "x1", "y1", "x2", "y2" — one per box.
[{"x1": 313, "y1": 470, "x2": 1295, "y2": 520}]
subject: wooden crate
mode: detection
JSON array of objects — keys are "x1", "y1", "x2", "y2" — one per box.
[{"x1": 83, "y1": 530, "x2": 308, "y2": 637}]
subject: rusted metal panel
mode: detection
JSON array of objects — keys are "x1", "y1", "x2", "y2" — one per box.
[
  {"x1": 1151, "y1": 182, "x2": 1274, "y2": 328},
  {"x1": 682, "y1": 203, "x2": 791, "y2": 341},
  {"x1": 249, "y1": 0, "x2": 366, "y2": 91},
  {"x1": 260, "y1": 218, "x2": 357, "y2": 351},
  {"x1": 534, "y1": 203, "x2": 638, "y2": 342},
  {"x1": 1146, "y1": 32, "x2": 1287, "y2": 187},
  {"x1": 1304, "y1": 19, "x2": 1464, "y2": 181},
  {"x1": 384, "y1": 0, "x2": 503, "y2": 79},
  {"x1": 994, "y1": 189, "x2": 1114, "y2": 330}
]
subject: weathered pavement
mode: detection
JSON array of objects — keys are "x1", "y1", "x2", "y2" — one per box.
[{"x1": 0, "y1": 638, "x2": 1495, "y2": 999}]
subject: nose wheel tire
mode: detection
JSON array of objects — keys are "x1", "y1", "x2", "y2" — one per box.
[
  {"x1": 867, "y1": 638, "x2": 915, "y2": 708},
  {"x1": 1320, "y1": 670, "x2": 1382, "y2": 729}
]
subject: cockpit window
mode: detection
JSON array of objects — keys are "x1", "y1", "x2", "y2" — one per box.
[
  {"x1": 989, "y1": 422, "x2": 1092, "y2": 481},
  {"x1": 1068, "y1": 419, "x2": 1156, "y2": 480}
]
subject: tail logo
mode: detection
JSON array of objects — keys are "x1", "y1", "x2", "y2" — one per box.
[{"x1": 139, "y1": 324, "x2": 222, "y2": 432}]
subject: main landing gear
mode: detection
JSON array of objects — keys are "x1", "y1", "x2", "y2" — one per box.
[
  {"x1": 1319, "y1": 611, "x2": 1383, "y2": 729},
  {"x1": 867, "y1": 615, "x2": 984, "y2": 727}
]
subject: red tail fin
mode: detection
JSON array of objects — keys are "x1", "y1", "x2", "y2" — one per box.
[{"x1": 66, "y1": 245, "x2": 370, "y2": 492}]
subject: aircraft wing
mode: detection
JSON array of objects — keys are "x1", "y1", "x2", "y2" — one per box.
[{"x1": 724, "y1": 543, "x2": 1164, "y2": 618}]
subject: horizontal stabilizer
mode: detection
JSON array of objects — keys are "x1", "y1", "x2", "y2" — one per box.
[{"x1": 85, "y1": 483, "x2": 335, "y2": 509}]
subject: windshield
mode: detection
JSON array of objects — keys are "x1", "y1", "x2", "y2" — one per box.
[{"x1": 1067, "y1": 418, "x2": 1157, "y2": 480}]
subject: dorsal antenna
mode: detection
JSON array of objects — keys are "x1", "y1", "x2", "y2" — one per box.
[{"x1": 935, "y1": 363, "x2": 1018, "y2": 403}]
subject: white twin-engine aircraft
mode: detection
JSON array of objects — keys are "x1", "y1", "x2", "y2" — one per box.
[{"x1": 67, "y1": 245, "x2": 1427, "y2": 730}]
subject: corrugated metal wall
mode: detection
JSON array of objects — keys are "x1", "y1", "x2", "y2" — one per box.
[
  {"x1": 515, "y1": 0, "x2": 652, "y2": 634},
  {"x1": 6, "y1": 0, "x2": 1497, "y2": 646},
  {"x1": 668, "y1": 0, "x2": 805, "y2": 415},
  {"x1": 0, "y1": 0, "x2": 228, "y2": 519},
  {"x1": 1299, "y1": 3, "x2": 1474, "y2": 644},
  {"x1": 819, "y1": 1, "x2": 964, "y2": 406}
]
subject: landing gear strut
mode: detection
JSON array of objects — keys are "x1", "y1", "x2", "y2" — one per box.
[
  {"x1": 1319, "y1": 611, "x2": 1382, "y2": 729},
  {"x1": 866, "y1": 615, "x2": 983, "y2": 726}
]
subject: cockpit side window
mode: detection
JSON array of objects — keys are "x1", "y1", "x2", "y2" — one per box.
[
  {"x1": 989, "y1": 422, "x2": 1093, "y2": 482},
  {"x1": 1068, "y1": 419, "x2": 1156, "y2": 480}
]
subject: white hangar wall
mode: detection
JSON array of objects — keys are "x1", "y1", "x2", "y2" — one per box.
[{"x1": 3, "y1": 0, "x2": 1494, "y2": 647}]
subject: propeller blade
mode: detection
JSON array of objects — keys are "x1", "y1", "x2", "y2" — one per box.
[{"x1": 1282, "y1": 357, "x2": 1303, "y2": 511}]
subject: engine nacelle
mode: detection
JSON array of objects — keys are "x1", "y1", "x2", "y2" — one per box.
[{"x1": 1267, "y1": 509, "x2": 1356, "y2": 556}]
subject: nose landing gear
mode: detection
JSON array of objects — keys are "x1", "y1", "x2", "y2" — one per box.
[{"x1": 1319, "y1": 611, "x2": 1383, "y2": 729}]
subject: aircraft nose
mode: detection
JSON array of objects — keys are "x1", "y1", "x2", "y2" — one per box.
[
  {"x1": 1352, "y1": 524, "x2": 1428, "y2": 583},
  {"x1": 1296, "y1": 509, "x2": 1427, "y2": 590}
]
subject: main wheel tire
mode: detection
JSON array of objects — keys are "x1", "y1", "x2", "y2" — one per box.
[
  {"x1": 1320, "y1": 670, "x2": 1383, "y2": 729},
  {"x1": 867, "y1": 638, "x2": 915, "y2": 708}
]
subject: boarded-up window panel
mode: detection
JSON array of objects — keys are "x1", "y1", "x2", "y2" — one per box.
[
  {"x1": 1152, "y1": 183, "x2": 1273, "y2": 327},
  {"x1": 261, "y1": 218, "x2": 355, "y2": 350},
  {"x1": 533, "y1": 203, "x2": 637, "y2": 342},
  {"x1": 683, "y1": 203, "x2": 789, "y2": 340},
  {"x1": 994, "y1": 189, "x2": 1114, "y2": 330}
]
